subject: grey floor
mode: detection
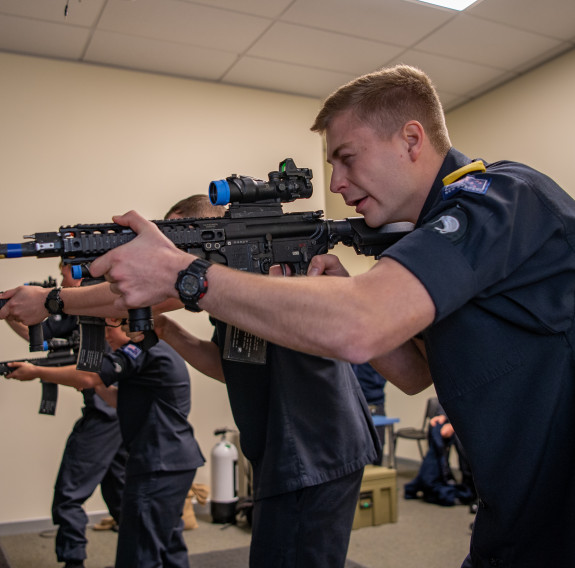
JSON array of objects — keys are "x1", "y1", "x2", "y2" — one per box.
[{"x1": 0, "y1": 462, "x2": 474, "y2": 568}]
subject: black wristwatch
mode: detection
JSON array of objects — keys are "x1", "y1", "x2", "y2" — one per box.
[
  {"x1": 44, "y1": 287, "x2": 65, "y2": 315},
  {"x1": 175, "y1": 259, "x2": 212, "y2": 312}
]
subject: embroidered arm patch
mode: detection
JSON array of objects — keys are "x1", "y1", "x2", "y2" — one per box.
[
  {"x1": 120, "y1": 343, "x2": 143, "y2": 360},
  {"x1": 442, "y1": 175, "x2": 491, "y2": 200},
  {"x1": 422, "y1": 206, "x2": 468, "y2": 244}
]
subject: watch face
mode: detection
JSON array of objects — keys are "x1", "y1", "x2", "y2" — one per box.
[{"x1": 180, "y1": 274, "x2": 201, "y2": 297}]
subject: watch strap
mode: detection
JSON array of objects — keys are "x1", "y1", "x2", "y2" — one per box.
[
  {"x1": 176, "y1": 259, "x2": 212, "y2": 313},
  {"x1": 44, "y1": 286, "x2": 64, "y2": 316}
]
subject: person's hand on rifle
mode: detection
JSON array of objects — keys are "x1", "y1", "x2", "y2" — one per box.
[
  {"x1": 267, "y1": 254, "x2": 349, "y2": 278},
  {"x1": 4, "y1": 361, "x2": 40, "y2": 381},
  {"x1": 0, "y1": 286, "x2": 49, "y2": 326},
  {"x1": 306, "y1": 254, "x2": 350, "y2": 277},
  {"x1": 90, "y1": 211, "x2": 192, "y2": 310}
]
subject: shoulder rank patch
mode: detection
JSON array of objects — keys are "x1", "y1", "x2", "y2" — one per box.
[
  {"x1": 442, "y1": 175, "x2": 491, "y2": 200},
  {"x1": 120, "y1": 342, "x2": 143, "y2": 360}
]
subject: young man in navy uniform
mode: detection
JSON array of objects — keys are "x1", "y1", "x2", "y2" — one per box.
[
  {"x1": 64, "y1": 65, "x2": 575, "y2": 568},
  {"x1": 6, "y1": 319, "x2": 204, "y2": 568}
]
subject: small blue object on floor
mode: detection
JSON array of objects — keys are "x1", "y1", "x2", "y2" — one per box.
[{"x1": 371, "y1": 416, "x2": 400, "y2": 468}]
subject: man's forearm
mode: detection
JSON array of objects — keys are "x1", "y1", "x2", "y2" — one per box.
[
  {"x1": 30, "y1": 365, "x2": 101, "y2": 390},
  {"x1": 159, "y1": 317, "x2": 225, "y2": 382},
  {"x1": 369, "y1": 338, "x2": 433, "y2": 396},
  {"x1": 59, "y1": 283, "x2": 128, "y2": 318},
  {"x1": 200, "y1": 258, "x2": 435, "y2": 364},
  {"x1": 87, "y1": 211, "x2": 435, "y2": 364}
]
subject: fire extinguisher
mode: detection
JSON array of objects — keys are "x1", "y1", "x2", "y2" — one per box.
[{"x1": 210, "y1": 428, "x2": 239, "y2": 524}]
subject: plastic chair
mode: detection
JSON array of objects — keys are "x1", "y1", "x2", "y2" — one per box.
[{"x1": 393, "y1": 397, "x2": 441, "y2": 460}]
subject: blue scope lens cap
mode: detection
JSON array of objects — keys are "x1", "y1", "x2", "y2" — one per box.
[
  {"x1": 209, "y1": 179, "x2": 231, "y2": 206},
  {"x1": 71, "y1": 265, "x2": 83, "y2": 280}
]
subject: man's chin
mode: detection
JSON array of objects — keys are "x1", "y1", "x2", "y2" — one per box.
[{"x1": 361, "y1": 213, "x2": 384, "y2": 228}]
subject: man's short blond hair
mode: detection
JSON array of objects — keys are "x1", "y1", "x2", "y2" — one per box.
[
  {"x1": 164, "y1": 194, "x2": 226, "y2": 220},
  {"x1": 311, "y1": 64, "x2": 451, "y2": 155}
]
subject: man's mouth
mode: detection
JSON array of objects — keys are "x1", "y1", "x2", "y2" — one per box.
[{"x1": 348, "y1": 196, "x2": 368, "y2": 212}]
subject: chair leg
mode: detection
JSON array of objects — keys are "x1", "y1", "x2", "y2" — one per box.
[{"x1": 416, "y1": 440, "x2": 425, "y2": 459}]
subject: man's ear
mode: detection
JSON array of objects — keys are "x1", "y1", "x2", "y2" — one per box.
[{"x1": 403, "y1": 121, "x2": 425, "y2": 162}]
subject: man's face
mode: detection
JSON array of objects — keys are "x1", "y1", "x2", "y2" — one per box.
[{"x1": 326, "y1": 109, "x2": 420, "y2": 227}]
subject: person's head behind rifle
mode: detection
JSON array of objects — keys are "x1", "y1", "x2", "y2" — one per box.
[{"x1": 164, "y1": 195, "x2": 226, "y2": 220}]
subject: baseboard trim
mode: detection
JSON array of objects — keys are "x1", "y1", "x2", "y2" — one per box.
[{"x1": 0, "y1": 511, "x2": 110, "y2": 537}]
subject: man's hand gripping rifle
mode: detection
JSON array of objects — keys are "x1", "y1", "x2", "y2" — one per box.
[
  {"x1": 0, "y1": 158, "x2": 413, "y2": 367},
  {"x1": 0, "y1": 276, "x2": 59, "y2": 353}
]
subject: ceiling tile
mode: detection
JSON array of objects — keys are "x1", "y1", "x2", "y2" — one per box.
[
  {"x1": 223, "y1": 56, "x2": 356, "y2": 98},
  {"x1": 437, "y1": 91, "x2": 471, "y2": 111},
  {"x1": 85, "y1": 30, "x2": 238, "y2": 80},
  {"x1": 468, "y1": 0, "x2": 575, "y2": 41},
  {"x1": 0, "y1": 0, "x2": 573, "y2": 113},
  {"x1": 416, "y1": 13, "x2": 565, "y2": 69},
  {"x1": 0, "y1": 14, "x2": 89, "y2": 58},
  {"x1": 387, "y1": 49, "x2": 511, "y2": 95},
  {"x1": 247, "y1": 22, "x2": 404, "y2": 75},
  {"x1": 282, "y1": 0, "x2": 455, "y2": 47},
  {"x1": 0, "y1": 0, "x2": 106, "y2": 25},
  {"x1": 98, "y1": 0, "x2": 270, "y2": 52},
  {"x1": 181, "y1": 0, "x2": 294, "y2": 19}
]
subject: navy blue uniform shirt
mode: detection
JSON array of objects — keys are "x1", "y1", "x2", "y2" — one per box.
[
  {"x1": 383, "y1": 148, "x2": 575, "y2": 567},
  {"x1": 99, "y1": 340, "x2": 205, "y2": 477},
  {"x1": 351, "y1": 362, "x2": 386, "y2": 407},
  {"x1": 211, "y1": 320, "x2": 381, "y2": 500}
]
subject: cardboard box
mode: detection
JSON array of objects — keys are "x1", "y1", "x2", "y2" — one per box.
[{"x1": 352, "y1": 465, "x2": 398, "y2": 530}]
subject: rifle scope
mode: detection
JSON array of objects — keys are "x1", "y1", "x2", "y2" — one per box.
[{"x1": 209, "y1": 158, "x2": 313, "y2": 206}]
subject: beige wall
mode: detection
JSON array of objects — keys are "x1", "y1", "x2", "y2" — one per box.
[
  {"x1": 0, "y1": 52, "x2": 324, "y2": 526},
  {"x1": 447, "y1": 48, "x2": 575, "y2": 197}
]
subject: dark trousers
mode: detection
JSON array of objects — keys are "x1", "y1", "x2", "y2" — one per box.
[
  {"x1": 249, "y1": 468, "x2": 363, "y2": 568},
  {"x1": 115, "y1": 469, "x2": 196, "y2": 568},
  {"x1": 53, "y1": 410, "x2": 126, "y2": 563}
]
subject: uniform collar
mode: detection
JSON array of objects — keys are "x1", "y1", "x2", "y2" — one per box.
[{"x1": 416, "y1": 148, "x2": 471, "y2": 227}]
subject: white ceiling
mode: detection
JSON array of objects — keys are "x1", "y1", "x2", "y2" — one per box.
[{"x1": 0, "y1": 0, "x2": 574, "y2": 111}]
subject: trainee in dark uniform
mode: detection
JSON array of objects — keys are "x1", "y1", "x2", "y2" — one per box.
[
  {"x1": 44, "y1": 314, "x2": 127, "y2": 568},
  {"x1": 212, "y1": 319, "x2": 381, "y2": 568},
  {"x1": 98, "y1": 339, "x2": 204, "y2": 568},
  {"x1": 383, "y1": 148, "x2": 575, "y2": 568}
]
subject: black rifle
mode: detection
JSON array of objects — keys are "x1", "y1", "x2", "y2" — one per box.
[
  {"x1": 1, "y1": 348, "x2": 79, "y2": 415},
  {"x1": 0, "y1": 350, "x2": 78, "y2": 377},
  {"x1": 25, "y1": 276, "x2": 58, "y2": 289},
  {"x1": 0, "y1": 159, "x2": 413, "y2": 367}
]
